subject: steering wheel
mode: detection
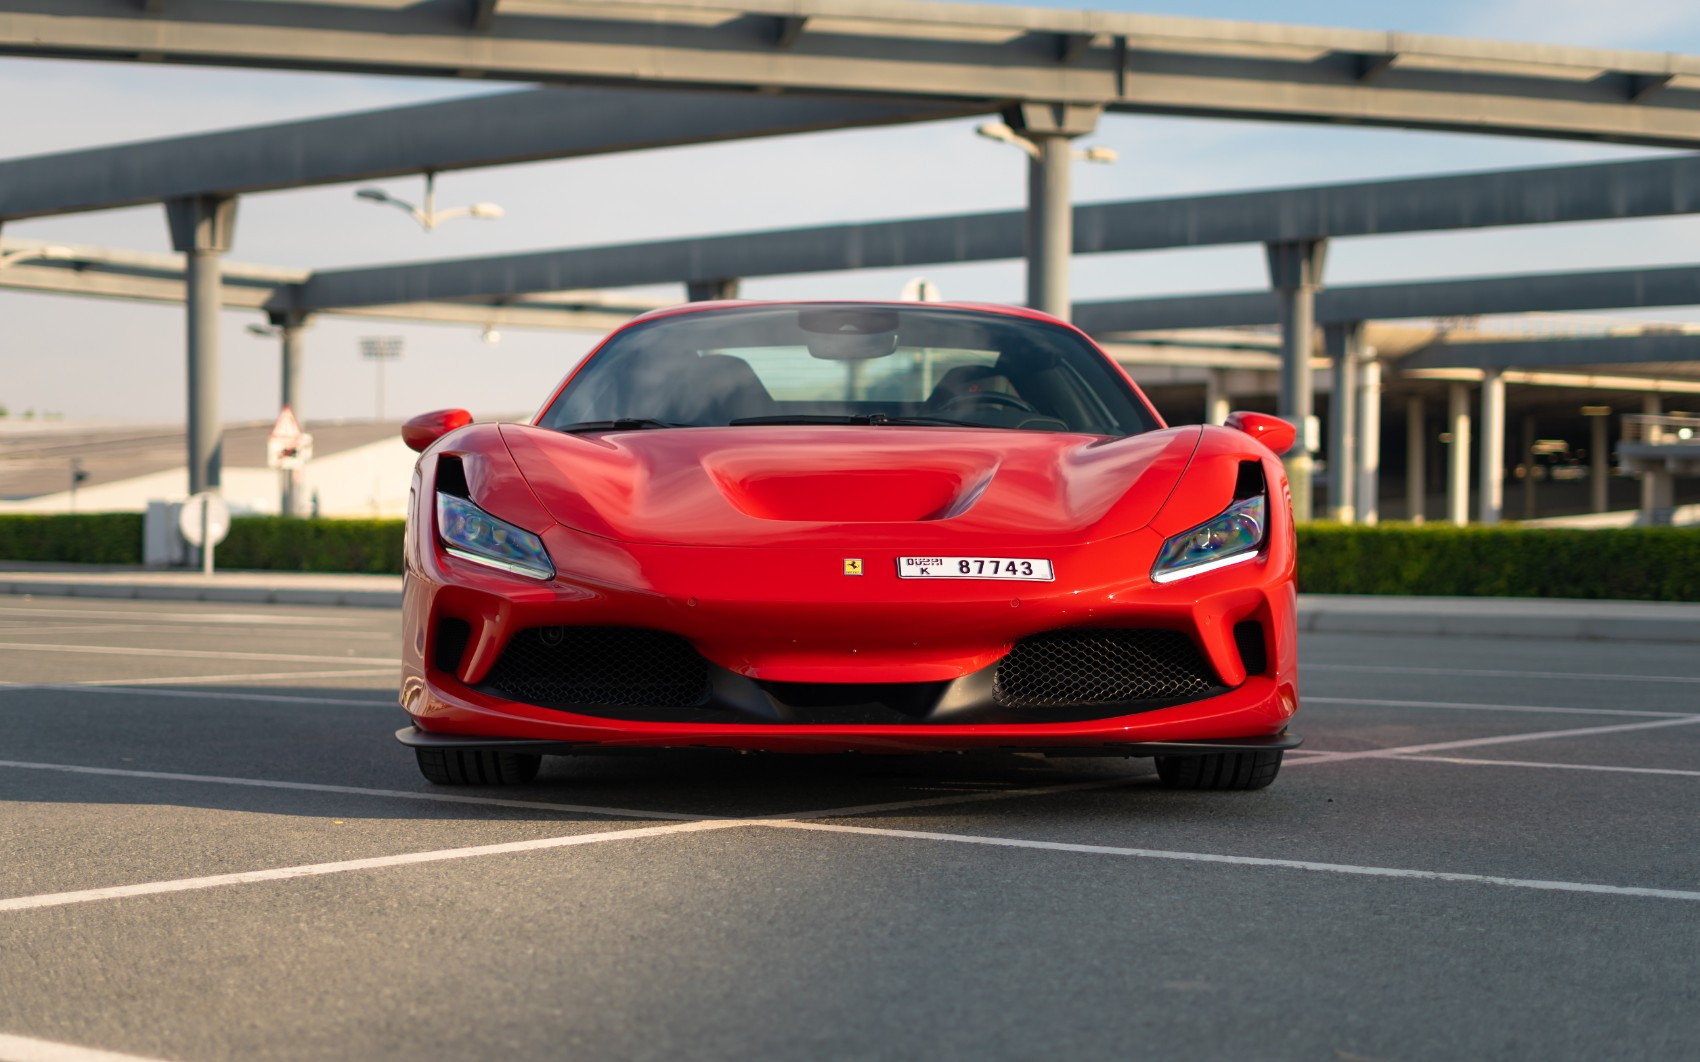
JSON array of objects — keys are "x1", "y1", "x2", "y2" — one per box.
[{"x1": 935, "y1": 391, "x2": 1041, "y2": 415}]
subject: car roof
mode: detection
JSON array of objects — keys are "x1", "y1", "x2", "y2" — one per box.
[{"x1": 623, "y1": 299, "x2": 1073, "y2": 330}]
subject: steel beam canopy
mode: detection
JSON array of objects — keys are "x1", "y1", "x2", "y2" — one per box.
[
  {"x1": 1074, "y1": 263, "x2": 1700, "y2": 334},
  {"x1": 297, "y1": 154, "x2": 1700, "y2": 309},
  {"x1": 1403, "y1": 332, "x2": 1700, "y2": 371},
  {"x1": 0, "y1": 87, "x2": 979, "y2": 221},
  {"x1": 7, "y1": 1, "x2": 1700, "y2": 146}
]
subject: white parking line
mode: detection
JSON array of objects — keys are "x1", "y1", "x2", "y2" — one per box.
[
  {"x1": 0, "y1": 606, "x2": 371, "y2": 627},
  {"x1": 1308, "y1": 663, "x2": 1700, "y2": 685},
  {"x1": 0, "y1": 759, "x2": 711, "y2": 822},
  {"x1": 1288, "y1": 715, "x2": 1700, "y2": 765},
  {"x1": 0, "y1": 771, "x2": 1139, "y2": 913},
  {"x1": 0, "y1": 1032, "x2": 169, "y2": 1062},
  {"x1": 1305, "y1": 696, "x2": 1689, "y2": 719},
  {"x1": 0, "y1": 685, "x2": 394, "y2": 707},
  {"x1": 0, "y1": 642, "x2": 397, "y2": 665},
  {"x1": 67, "y1": 668, "x2": 397, "y2": 688},
  {"x1": 0, "y1": 820, "x2": 747, "y2": 913},
  {"x1": 761, "y1": 820, "x2": 1700, "y2": 902},
  {"x1": 1390, "y1": 754, "x2": 1700, "y2": 779}
]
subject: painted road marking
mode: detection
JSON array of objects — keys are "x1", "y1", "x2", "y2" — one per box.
[
  {"x1": 759, "y1": 820, "x2": 1700, "y2": 903},
  {"x1": 1308, "y1": 662, "x2": 1700, "y2": 686},
  {"x1": 0, "y1": 642, "x2": 397, "y2": 665},
  {"x1": 0, "y1": 685, "x2": 394, "y2": 707},
  {"x1": 1287, "y1": 715, "x2": 1700, "y2": 765},
  {"x1": 1305, "y1": 696, "x2": 1689, "y2": 719},
  {"x1": 1388, "y1": 754, "x2": 1700, "y2": 779},
  {"x1": 0, "y1": 605, "x2": 370, "y2": 626},
  {"x1": 0, "y1": 1032, "x2": 171, "y2": 1062},
  {"x1": 0, "y1": 820, "x2": 748, "y2": 913},
  {"x1": 0, "y1": 759, "x2": 711, "y2": 822}
]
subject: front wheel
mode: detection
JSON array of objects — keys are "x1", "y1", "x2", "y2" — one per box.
[
  {"x1": 1155, "y1": 750, "x2": 1282, "y2": 791},
  {"x1": 415, "y1": 747, "x2": 542, "y2": 786}
]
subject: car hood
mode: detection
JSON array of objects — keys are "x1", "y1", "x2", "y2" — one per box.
[{"x1": 499, "y1": 423, "x2": 1200, "y2": 548}]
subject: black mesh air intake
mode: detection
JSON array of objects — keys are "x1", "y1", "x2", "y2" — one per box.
[
  {"x1": 1233, "y1": 620, "x2": 1269, "y2": 677},
  {"x1": 482, "y1": 627, "x2": 710, "y2": 709},
  {"x1": 993, "y1": 629, "x2": 1218, "y2": 708}
]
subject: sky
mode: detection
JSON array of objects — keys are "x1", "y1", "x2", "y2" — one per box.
[{"x1": 4, "y1": 0, "x2": 1700, "y2": 425}]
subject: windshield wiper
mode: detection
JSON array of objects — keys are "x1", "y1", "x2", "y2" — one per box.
[
  {"x1": 728, "y1": 414, "x2": 982, "y2": 428},
  {"x1": 555, "y1": 418, "x2": 682, "y2": 433}
]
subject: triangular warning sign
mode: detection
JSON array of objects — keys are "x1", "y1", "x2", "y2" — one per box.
[{"x1": 269, "y1": 405, "x2": 303, "y2": 444}]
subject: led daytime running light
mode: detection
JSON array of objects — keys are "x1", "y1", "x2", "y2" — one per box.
[
  {"x1": 1151, "y1": 494, "x2": 1267, "y2": 584},
  {"x1": 435, "y1": 492, "x2": 554, "y2": 580}
]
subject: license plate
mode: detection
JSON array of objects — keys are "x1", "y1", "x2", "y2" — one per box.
[{"x1": 897, "y1": 556, "x2": 1054, "y2": 581}]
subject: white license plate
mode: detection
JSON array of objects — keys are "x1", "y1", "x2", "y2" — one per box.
[{"x1": 897, "y1": 556, "x2": 1054, "y2": 581}]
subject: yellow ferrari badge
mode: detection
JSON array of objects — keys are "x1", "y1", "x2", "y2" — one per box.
[{"x1": 843, "y1": 558, "x2": 863, "y2": 576}]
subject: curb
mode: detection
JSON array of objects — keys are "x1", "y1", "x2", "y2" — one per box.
[
  {"x1": 0, "y1": 578, "x2": 401, "y2": 609},
  {"x1": 1297, "y1": 602, "x2": 1700, "y2": 646}
]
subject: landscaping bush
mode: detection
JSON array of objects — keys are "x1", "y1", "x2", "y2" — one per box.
[
  {"x1": 219, "y1": 517, "x2": 404, "y2": 574},
  {"x1": 1298, "y1": 524, "x2": 1700, "y2": 602},
  {"x1": 0, "y1": 513, "x2": 144, "y2": 565}
]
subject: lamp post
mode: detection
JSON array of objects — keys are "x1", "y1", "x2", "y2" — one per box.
[
  {"x1": 974, "y1": 118, "x2": 1113, "y2": 319},
  {"x1": 354, "y1": 172, "x2": 504, "y2": 232},
  {"x1": 974, "y1": 122, "x2": 1118, "y2": 165},
  {"x1": 360, "y1": 336, "x2": 403, "y2": 422}
]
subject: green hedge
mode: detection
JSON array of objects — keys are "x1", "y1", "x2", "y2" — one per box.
[
  {"x1": 0, "y1": 513, "x2": 145, "y2": 565},
  {"x1": 219, "y1": 517, "x2": 405, "y2": 574},
  {"x1": 1296, "y1": 524, "x2": 1700, "y2": 602},
  {"x1": 1, "y1": 513, "x2": 1696, "y2": 600}
]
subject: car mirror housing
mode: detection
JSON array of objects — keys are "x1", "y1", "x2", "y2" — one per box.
[
  {"x1": 403, "y1": 408, "x2": 473, "y2": 452},
  {"x1": 1224, "y1": 411, "x2": 1296, "y2": 454}
]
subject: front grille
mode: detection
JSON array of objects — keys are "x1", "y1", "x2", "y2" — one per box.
[
  {"x1": 993, "y1": 629, "x2": 1218, "y2": 708},
  {"x1": 482, "y1": 626, "x2": 710, "y2": 709}
]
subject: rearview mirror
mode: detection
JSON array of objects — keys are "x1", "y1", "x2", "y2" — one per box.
[
  {"x1": 1224, "y1": 411, "x2": 1296, "y2": 454},
  {"x1": 402, "y1": 408, "x2": 472, "y2": 452}
]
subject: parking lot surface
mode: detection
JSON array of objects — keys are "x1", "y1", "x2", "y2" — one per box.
[{"x1": 1, "y1": 595, "x2": 1696, "y2": 1061}]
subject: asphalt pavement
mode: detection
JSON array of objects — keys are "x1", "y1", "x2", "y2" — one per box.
[{"x1": 0, "y1": 595, "x2": 1696, "y2": 1061}]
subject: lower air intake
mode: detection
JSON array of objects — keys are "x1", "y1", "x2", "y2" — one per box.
[
  {"x1": 482, "y1": 626, "x2": 710, "y2": 709},
  {"x1": 993, "y1": 628, "x2": 1218, "y2": 708}
]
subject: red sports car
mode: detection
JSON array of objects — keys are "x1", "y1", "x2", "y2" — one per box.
[{"x1": 396, "y1": 302, "x2": 1299, "y2": 790}]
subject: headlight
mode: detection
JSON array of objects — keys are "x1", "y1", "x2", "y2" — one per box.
[
  {"x1": 1150, "y1": 495, "x2": 1266, "y2": 584},
  {"x1": 435, "y1": 492, "x2": 554, "y2": 580}
]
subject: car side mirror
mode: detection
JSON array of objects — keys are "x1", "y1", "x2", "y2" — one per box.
[
  {"x1": 402, "y1": 409, "x2": 473, "y2": 453},
  {"x1": 1224, "y1": 411, "x2": 1296, "y2": 454}
]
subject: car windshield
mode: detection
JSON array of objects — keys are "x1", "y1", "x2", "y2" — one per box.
[{"x1": 538, "y1": 305, "x2": 1159, "y2": 437}]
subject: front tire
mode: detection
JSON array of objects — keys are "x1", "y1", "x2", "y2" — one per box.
[
  {"x1": 1155, "y1": 750, "x2": 1282, "y2": 791},
  {"x1": 415, "y1": 748, "x2": 542, "y2": 786}
]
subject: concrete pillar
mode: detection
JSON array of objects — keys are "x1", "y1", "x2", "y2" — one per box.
[
  {"x1": 1266, "y1": 238, "x2": 1328, "y2": 524},
  {"x1": 1406, "y1": 395, "x2": 1426, "y2": 524},
  {"x1": 1447, "y1": 382, "x2": 1471, "y2": 526},
  {"x1": 1640, "y1": 394, "x2": 1662, "y2": 515},
  {"x1": 1204, "y1": 369, "x2": 1231, "y2": 426},
  {"x1": 686, "y1": 277, "x2": 740, "y2": 302},
  {"x1": 1589, "y1": 412, "x2": 1610, "y2": 514},
  {"x1": 1644, "y1": 469, "x2": 1677, "y2": 526},
  {"x1": 1010, "y1": 103, "x2": 1099, "y2": 322},
  {"x1": 165, "y1": 195, "x2": 237, "y2": 497},
  {"x1": 1324, "y1": 323, "x2": 1358, "y2": 523},
  {"x1": 1479, "y1": 368, "x2": 1506, "y2": 526},
  {"x1": 272, "y1": 310, "x2": 309, "y2": 518},
  {"x1": 1521, "y1": 414, "x2": 1538, "y2": 520},
  {"x1": 1356, "y1": 355, "x2": 1382, "y2": 526}
]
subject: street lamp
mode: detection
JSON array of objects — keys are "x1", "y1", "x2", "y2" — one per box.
[
  {"x1": 354, "y1": 172, "x2": 504, "y2": 232},
  {"x1": 974, "y1": 122, "x2": 1119, "y2": 164},
  {"x1": 0, "y1": 244, "x2": 74, "y2": 270},
  {"x1": 360, "y1": 336, "x2": 404, "y2": 422}
]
